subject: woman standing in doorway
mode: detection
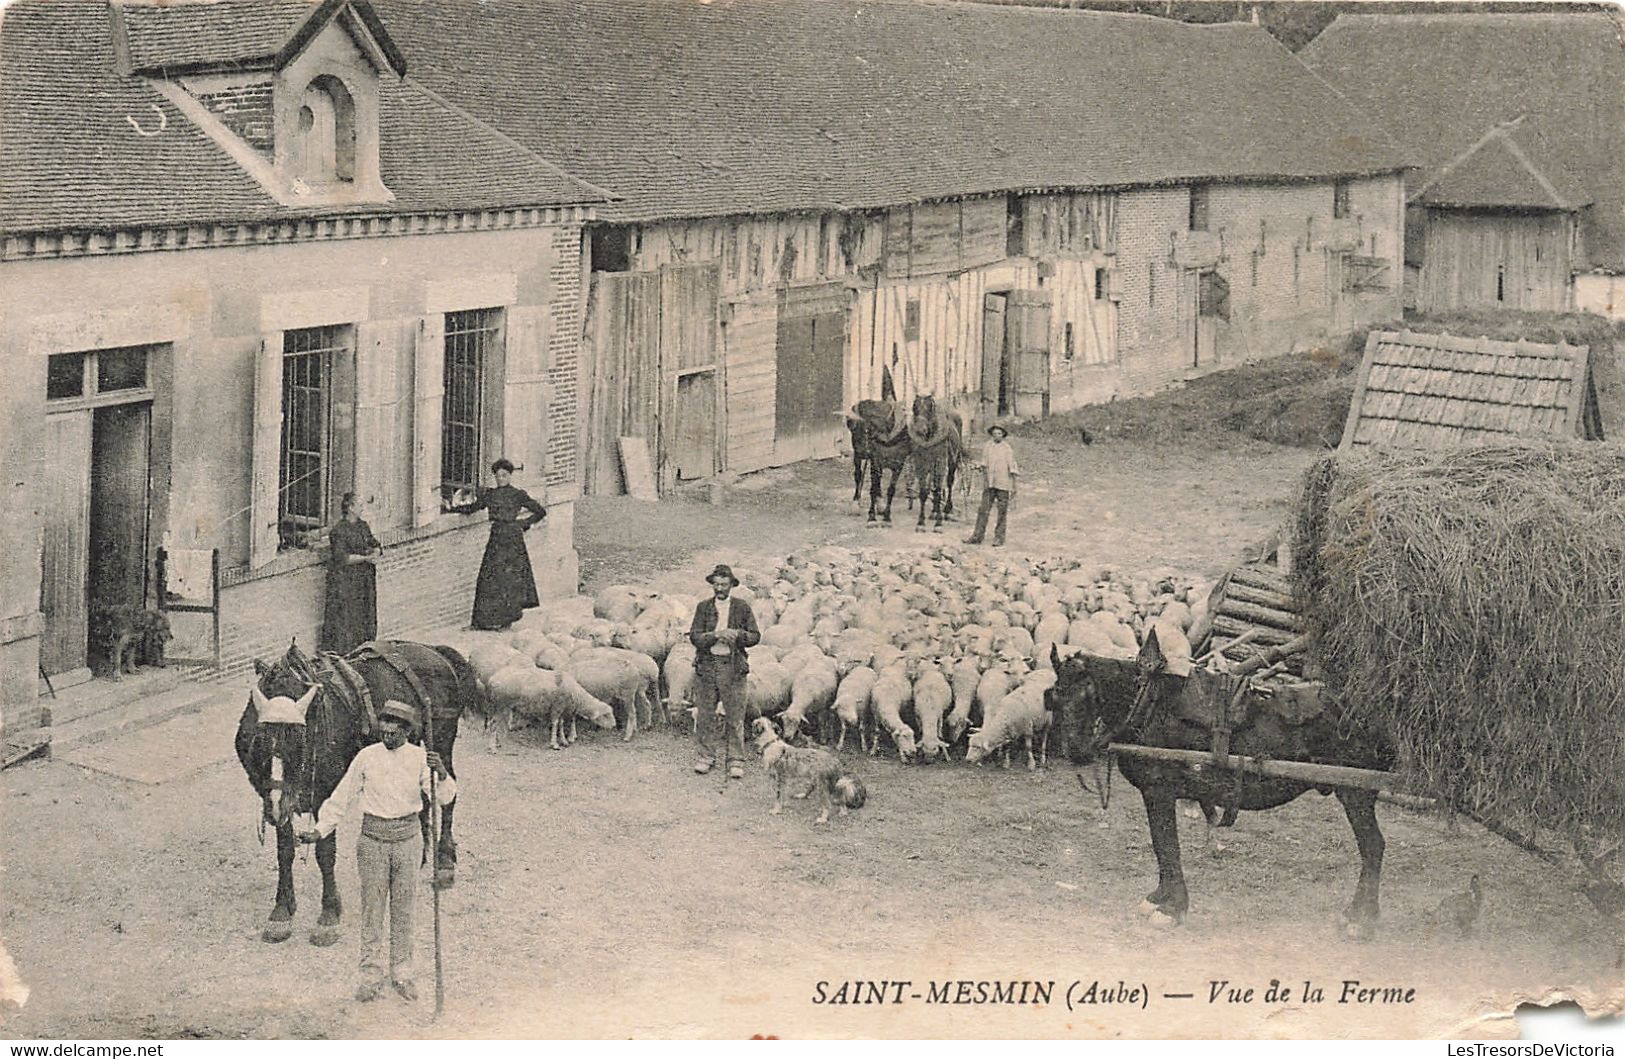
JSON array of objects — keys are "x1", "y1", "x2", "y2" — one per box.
[
  {"x1": 448, "y1": 458, "x2": 547, "y2": 631},
  {"x1": 322, "y1": 492, "x2": 382, "y2": 654}
]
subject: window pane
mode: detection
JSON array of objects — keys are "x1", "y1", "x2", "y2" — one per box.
[
  {"x1": 97, "y1": 346, "x2": 148, "y2": 392},
  {"x1": 47, "y1": 353, "x2": 85, "y2": 399},
  {"x1": 441, "y1": 308, "x2": 501, "y2": 490},
  {"x1": 278, "y1": 325, "x2": 347, "y2": 542}
]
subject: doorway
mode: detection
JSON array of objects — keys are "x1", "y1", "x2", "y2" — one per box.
[
  {"x1": 88, "y1": 404, "x2": 153, "y2": 667},
  {"x1": 982, "y1": 292, "x2": 1009, "y2": 416},
  {"x1": 673, "y1": 370, "x2": 718, "y2": 481}
]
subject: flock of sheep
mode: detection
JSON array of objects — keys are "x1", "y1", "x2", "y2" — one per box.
[{"x1": 462, "y1": 545, "x2": 1212, "y2": 771}]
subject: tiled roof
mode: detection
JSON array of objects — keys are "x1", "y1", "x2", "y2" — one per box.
[
  {"x1": 0, "y1": 0, "x2": 606, "y2": 234},
  {"x1": 120, "y1": 0, "x2": 317, "y2": 73},
  {"x1": 1299, "y1": 12, "x2": 1625, "y2": 270},
  {"x1": 1341, "y1": 329, "x2": 1601, "y2": 451},
  {"x1": 1414, "y1": 119, "x2": 1592, "y2": 211},
  {"x1": 372, "y1": 0, "x2": 1409, "y2": 224}
]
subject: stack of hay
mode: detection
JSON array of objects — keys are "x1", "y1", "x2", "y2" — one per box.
[{"x1": 1292, "y1": 442, "x2": 1625, "y2": 873}]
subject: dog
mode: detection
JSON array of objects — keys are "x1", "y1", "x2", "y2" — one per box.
[
  {"x1": 92, "y1": 605, "x2": 173, "y2": 681},
  {"x1": 751, "y1": 717, "x2": 866, "y2": 824}
]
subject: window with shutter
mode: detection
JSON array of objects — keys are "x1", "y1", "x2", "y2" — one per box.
[
  {"x1": 441, "y1": 308, "x2": 504, "y2": 492},
  {"x1": 277, "y1": 324, "x2": 351, "y2": 548},
  {"x1": 1198, "y1": 271, "x2": 1231, "y2": 320}
]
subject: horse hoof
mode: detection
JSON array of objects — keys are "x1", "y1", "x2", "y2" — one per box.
[
  {"x1": 309, "y1": 926, "x2": 340, "y2": 947},
  {"x1": 1135, "y1": 899, "x2": 1159, "y2": 918},
  {"x1": 1148, "y1": 909, "x2": 1180, "y2": 930},
  {"x1": 262, "y1": 922, "x2": 294, "y2": 943},
  {"x1": 434, "y1": 869, "x2": 456, "y2": 891}
]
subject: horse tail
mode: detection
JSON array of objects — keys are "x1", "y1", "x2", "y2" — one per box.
[{"x1": 431, "y1": 644, "x2": 485, "y2": 723}]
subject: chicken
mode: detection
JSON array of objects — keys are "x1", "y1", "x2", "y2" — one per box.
[{"x1": 1436, "y1": 874, "x2": 1483, "y2": 938}]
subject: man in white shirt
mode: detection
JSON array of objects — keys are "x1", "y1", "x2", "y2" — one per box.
[
  {"x1": 297, "y1": 700, "x2": 454, "y2": 1002},
  {"x1": 965, "y1": 423, "x2": 1020, "y2": 547}
]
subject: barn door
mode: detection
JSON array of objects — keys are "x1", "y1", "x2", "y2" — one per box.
[
  {"x1": 774, "y1": 284, "x2": 848, "y2": 464},
  {"x1": 982, "y1": 293, "x2": 1007, "y2": 417},
  {"x1": 673, "y1": 371, "x2": 718, "y2": 480},
  {"x1": 40, "y1": 411, "x2": 93, "y2": 679},
  {"x1": 1006, "y1": 290, "x2": 1051, "y2": 418}
]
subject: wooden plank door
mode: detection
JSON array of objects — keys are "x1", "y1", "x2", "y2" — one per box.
[
  {"x1": 40, "y1": 411, "x2": 92, "y2": 677},
  {"x1": 673, "y1": 370, "x2": 718, "y2": 480},
  {"x1": 1006, "y1": 290, "x2": 1051, "y2": 418},
  {"x1": 982, "y1": 293, "x2": 1006, "y2": 417},
  {"x1": 89, "y1": 403, "x2": 152, "y2": 625},
  {"x1": 774, "y1": 285, "x2": 848, "y2": 464}
]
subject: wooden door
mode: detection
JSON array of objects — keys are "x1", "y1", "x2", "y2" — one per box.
[
  {"x1": 673, "y1": 371, "x2": 718, "y2": 480},
  {"x1": 1006, "y1": 290, "x2": 1051, "y2": 418},
  {"x1": 89, "y1": 403, "x2": 152, "y2": 624},
  {"x1": 982, "y1": 293, "x2": 1007, "y2": 417},
  {"x1": 774, "y1": 285, "x2": 848, "y2": 464},
  {"x1": 40, "y1": 412, "x2": 92, "y2": 677}
]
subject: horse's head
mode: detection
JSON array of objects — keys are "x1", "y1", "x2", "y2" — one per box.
[
  {"x1": 1045, "y1": 639, "x2": 1158, "y2": 765},
  {"x1": 911, "y1": 393, "x2": 937, "y2": 429},
  {"x1": 247, "y1": 642, "x2": 320, "y2": 829}
]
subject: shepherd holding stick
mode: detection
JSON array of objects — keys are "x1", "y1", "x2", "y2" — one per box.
[{"x1": 298, "y1": 700, "x2": 453, "y2": 1004}]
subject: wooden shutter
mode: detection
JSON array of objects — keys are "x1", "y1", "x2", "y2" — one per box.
[
  {"x1": 413, "y1": 314, "x2": 445, "y2": 527},
  {"x1": 250, "y1": 333, "x2": 284, "y2": 568},
  {"x1": 353, "y1": 320, "x2": 396, "y2": 523},
  {"x1": 328, "y1": 331, "x2": 358, "y2": 512},
  {"x1": 503, "y1": 305, "x2": 551, "y2": 492}
]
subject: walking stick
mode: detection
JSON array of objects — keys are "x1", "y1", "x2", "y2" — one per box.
[{"x1": 424, "y1": 705, "x2": 445, "y2": 1019}]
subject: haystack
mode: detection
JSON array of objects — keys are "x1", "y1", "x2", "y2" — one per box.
[{"x1": 1292, "y1": 442, "x2": 1625, "y2": 864}]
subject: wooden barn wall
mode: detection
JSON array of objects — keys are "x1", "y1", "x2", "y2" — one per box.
[
  {"x1": 719, "y1": 291, "x2": 778, "y2": 474},
  {"x1": 1418, "y1": 210, "x2": 1575, "y2": 314}
]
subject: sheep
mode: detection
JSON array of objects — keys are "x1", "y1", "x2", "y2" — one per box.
[
  {"x1": 911, "y1": 659, "x2": 954, "y2": 762},
  {"x1": 485, "y1": 663, "x2": 616, "y2": 750},
  {"x1": 964, "y1": 672, "x2": 1053, "y2": 771},
  {"x1": 468, "y1": 641, "x2": 529, "y2": 688},
  {"x1": 781, "y1": 654, "x2": 839, "y2": 742},
  {"x1": 744, "y1": 655, "x2": 794, "y2": 720},
  {"x1": 833, "y1": 666, "x2": 877, "y2": 752},
  {"x1": 663, "y1": 642, "x2": 698, "y2": 724},
  {"x1": 943, "y1": 654, "x2": 984, "y2": 745},
  {"x1": 567, "y1": 646, "x2": 662, "y2": 741},
  {"x1": 869, "y1": 659, "x2": 918, "y2": 763}
]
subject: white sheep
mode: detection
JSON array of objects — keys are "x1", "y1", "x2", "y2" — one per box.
[
  {"x1": 781, "y1": 654, "x2": 839, "y2": 742},
  {"x1": 869, "y1": 659, "x2": 918, "y2": 763},
  {"x1": 833, "y1": 665, "x2": 877, "y2": 752},
  {"x1": 911, "y1": 659, "x2": 954, "y2": 762},
  {"x1": 965, "y1": 671, "x2": 1053, "y2": 771}
]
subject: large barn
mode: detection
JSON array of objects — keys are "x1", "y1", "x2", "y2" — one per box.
[
  {"x1": 375, "y1": 0, "x2": 1409, "y2": 493},
  {"x1": 1299, "y1": 12, "x2": 1625, "y2": 319}
]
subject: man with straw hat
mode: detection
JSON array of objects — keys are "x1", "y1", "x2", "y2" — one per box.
[
  {"x1": 688, "y1": 564, "x2": 761, "y2": 779},
  {"x1": 297, "y1": 700, "x2": 454, "y2": 1002},
  {"x1": 965, "y1": 422, "x2": 1020, "y2": 547}
]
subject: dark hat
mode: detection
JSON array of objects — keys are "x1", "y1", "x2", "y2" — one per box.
[
  {"x1": 987, "y1": 423, "x2": 1009, "y2": 437},
  {"x1": 378, "y1": 700, "x2": 419, "y2": 729},
  {"x1": 706, "y1": 564, "x2": 739, "y2": 587}
]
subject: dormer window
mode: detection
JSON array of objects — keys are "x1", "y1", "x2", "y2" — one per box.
[{"x1": 294, "y1": 75, "x2": 357, "y2": 185}]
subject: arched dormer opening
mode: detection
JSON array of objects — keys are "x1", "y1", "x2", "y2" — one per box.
[{"x1": 293, "y1": 74, "x2": 356, "y2": 185}]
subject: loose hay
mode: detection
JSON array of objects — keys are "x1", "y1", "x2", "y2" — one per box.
[{"x1": 1292, "y1": 442, "x2": 1625, "y2": 865}]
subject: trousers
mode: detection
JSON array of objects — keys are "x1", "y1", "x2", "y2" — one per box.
[
  {"x1": 969, "y1": 486, "x2": 1011, "y2": 543},
  {"x1": 692, "y1": 659, "x2": 747, "y2": 765},
  {"x1": 357, "y1": 830, "x2": 418, "y2": 986}
]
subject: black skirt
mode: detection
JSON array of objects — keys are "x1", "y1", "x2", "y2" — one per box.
[{"x1": 471, "y1": 521, "x2": 540, "y2": 630}]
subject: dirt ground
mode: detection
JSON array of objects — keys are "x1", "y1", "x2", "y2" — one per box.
[{"x1": 2, "y1": 417, "x2": 1620, "y2": 1040}]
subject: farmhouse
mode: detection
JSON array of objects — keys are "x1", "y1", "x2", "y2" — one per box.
[
  {"x1": 0, "y1": 0, "x2": 606, "y2": 720},
  {"x1": 1298, "y1": 12, "x2": 1625, "y2": 318},
  {"x1": 375, "y1": 0, "x2": 1409, "y2": 492}
]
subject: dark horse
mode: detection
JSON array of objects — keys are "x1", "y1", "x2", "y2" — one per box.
[
  {"x1": 846, "y1": 398, "x2": 913, "y2": 524},
  {"x1": 1045, "y1": 634, "x2": 1396, "y2": 938},
  {"x1": 906, "y1": 394, "x2": 963, "y2": 532},
  {"x1": 235, "y1": 639, "x2": 481, "y2": 944}
]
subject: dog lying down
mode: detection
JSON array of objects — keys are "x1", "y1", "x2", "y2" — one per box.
[{"x1": 751, "y1": 717, "x2": 867, "y2": 824}]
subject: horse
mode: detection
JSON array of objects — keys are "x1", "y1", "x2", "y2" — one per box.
[
  {"x1": 234, "y1": 638, "x2": 481, "y2": 945},
  {"x1": 1044, "y1": 633, "x2": 1395, "y2": 939},
  {"x1": 906, "y1": 393, "x2": 963, "y2": 532},
  {"x1": 846, "y1": 399, "x2": 913, "y2": 525}
]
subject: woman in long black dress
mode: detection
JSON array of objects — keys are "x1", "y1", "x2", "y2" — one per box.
[
  {"x1": 321, "y1": 492, "x2": 382, "y2": 654},
  {"x1": 449, "y1": 458, "x2": 547, "y2": 631}
]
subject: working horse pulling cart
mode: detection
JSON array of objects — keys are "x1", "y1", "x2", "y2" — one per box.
[{"x1": 1046, "y1": 562, "x2": 1625, "y2": 948}]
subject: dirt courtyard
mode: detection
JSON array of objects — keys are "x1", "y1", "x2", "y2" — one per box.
[{"x1": 1, "y1": 420, "x2": 1619, "y2": 1039}]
